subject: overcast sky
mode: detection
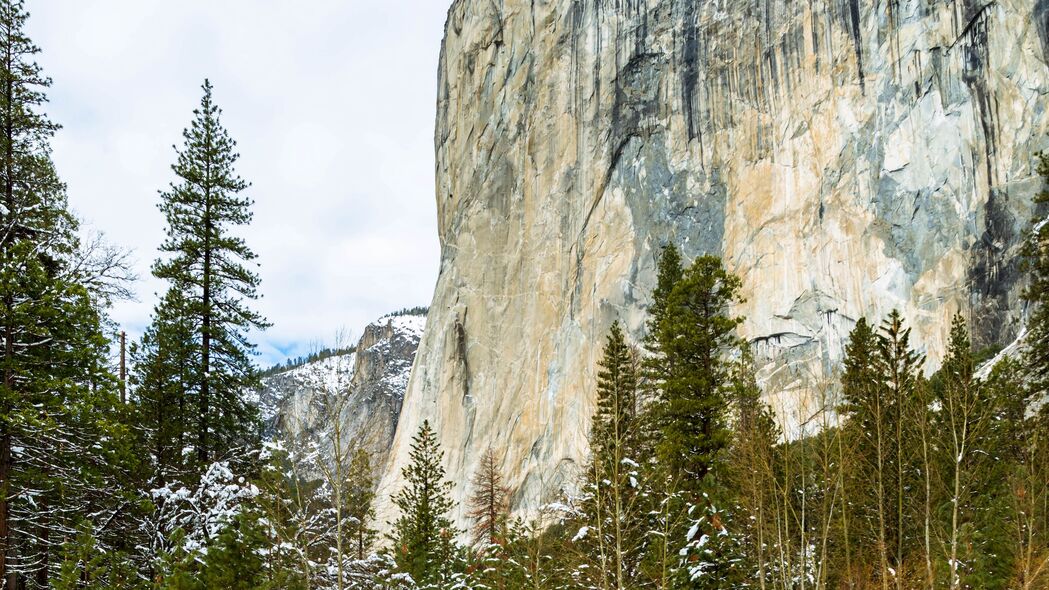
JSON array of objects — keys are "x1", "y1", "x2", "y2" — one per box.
[{"x1": 27, "y1": 1, "x2": 449, "y2": 367}]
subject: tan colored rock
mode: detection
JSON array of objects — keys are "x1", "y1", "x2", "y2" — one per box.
[{"x1": 377, "y1": 0, "x2": 1049, "y2": 531}]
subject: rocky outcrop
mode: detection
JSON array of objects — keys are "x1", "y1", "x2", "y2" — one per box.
[
  {"x1": 258, "y1": 311, "x2": 426, "y2": 470},
  {"x1": 378, "y1": 0, "x2": 1049, "y2": 530}
]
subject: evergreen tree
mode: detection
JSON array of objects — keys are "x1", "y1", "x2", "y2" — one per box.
[
  {"x1": 874, "y1": 310, "x2": 925, "y2": 590},
  {"x1": 651, "y1": 255, "x2": 743, "y2": 493},
  {"x1": 151, "y1": 79, "x2": 268, "y2": 467},
  {"x1": 52, "y1": 523, "x2": 145, "y2": 590},
  {"x1": 643, "y1": 244, "x2": 684, "y2": 426},
  {"x1": 572, "y1": 321, "x2": 647, "y2": 589},
  {"x1": 132, "y1": 289, "x2": 196, "y2": 487},
  {"x1": 984, "y1": 358, "x2": 1049, "y2": 590},
  {"x1": 724, "y1": 345, "x2": 779, "y2": 587},
  {"x1": 345, "y1": 448, "x2": 378, "y2": 562},
  {"x1": 840, "y1": 317, "x2": 891, "y2": 586},
  {"x1": 841, "y1": 312, "x2": 925, "y2": 589},
  {"x1": 0, "y1": 1, "x2": 135, "y2": 586},
  {"x1": 647, "y1": 243, "x2": 683, "y2": 340},
  {"x1": 1023, "y1": 151, "x2": 1049, "y2": 403},
  {"x1": 389, "y1": 420, "x2": 458, "y2": 587},
  {"x1": 929, "y1": 314, "x2": 1009, "y2": 589}
]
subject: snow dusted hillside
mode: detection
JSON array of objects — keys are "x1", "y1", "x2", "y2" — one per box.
[{"x1": 255, "y1": 310, "x2": 427, "y2": 471}]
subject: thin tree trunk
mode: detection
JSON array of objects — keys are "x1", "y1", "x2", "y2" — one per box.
[
  {"x1": 837, "y1": 428, "x2": 853, "y2": 589},
  {"x1": 1, "y1": 31, "x2": 15, "y2": 589},
  {"x1": 199, "y1": 125, "x2": 213, "y2": 466},
  {"x1": 897, "y1": 374, "x2": 905, "y2": 590},
  {"x1": 0, "y1": 436, "x2": 8, "y2": 590},
  {"x1": 613, "y1": 381, "x2": 625, "y2": 590},
  {"x1": 876, "y1": 394, "x2": 890, "y2": 590},
  {"x1": 921, "y1": 403, "x2": 934, "y2": 590}
]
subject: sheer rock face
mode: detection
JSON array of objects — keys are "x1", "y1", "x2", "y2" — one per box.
[
  {"x1": 258, "y1": 313, "x2": 426, "y2": 469},
  {"x1": 377, "y1": 0, "x2": 1049, "y2": 528}
]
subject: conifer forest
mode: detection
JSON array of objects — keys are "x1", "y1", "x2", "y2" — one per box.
[{"x1": 2, "y1": 0, "x2": 1049, "y2": 588}]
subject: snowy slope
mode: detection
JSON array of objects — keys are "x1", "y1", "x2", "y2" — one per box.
[{"x1": 256, "y1": 310, "x2": 427, "y2": 471}]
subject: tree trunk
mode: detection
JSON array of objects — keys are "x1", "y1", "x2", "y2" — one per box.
[
  {"x1": 0, "y1": 435, "x2": 9, "y2": 590},
  {"x1": 876, "y1": 396, "x2": 890, "y2": 590},
  {"x1": 1, "y1": 33, "x2": 15, "y2": 589},
  {"x1": 199, "y1": 145, "x2": 213, "y2": 466}
]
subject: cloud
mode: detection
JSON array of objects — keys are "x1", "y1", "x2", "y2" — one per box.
[{"x1": 28, "y1": 0, "x2": 449, "y2": 366}]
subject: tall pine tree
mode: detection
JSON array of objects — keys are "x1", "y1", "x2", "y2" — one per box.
[
  {"x1": 574, "y1": 321, "x2": 646, "y2": 589},
  {"x1": 652, "y1": 255, "x2": 743, "y2": 493},
  {"x1": 841, "y1": 312, "x2": 924, "y2": 589},
  {"x1": 0, "y1": 1, "x2": 134, "y2": 586},
  {"x1": 151, "y1": 80, "x2": 268, "y2": 468},
  {"x1": 646, "y1": 244, "x2": 683, "y2": 341},
  {"x1": 389, "y1": 420, "x2": 458, "y2": 587},
  {"x1": 132, "y1": 288, "x2": 196, "y2": 487}
]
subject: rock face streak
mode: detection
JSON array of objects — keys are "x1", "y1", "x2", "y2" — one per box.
[{"x1": 378, "y1": 0, "x2": 1049, "y2": 528}]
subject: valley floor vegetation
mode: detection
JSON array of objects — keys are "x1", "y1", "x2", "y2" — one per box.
[{"x1": 1, "y1": 0, "x2": 1049, "y2": 588}]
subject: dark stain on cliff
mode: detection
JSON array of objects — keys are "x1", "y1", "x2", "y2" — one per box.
[
  {"x1": 843, "y1": 0, "x2": 865, "y2": 91},
  {"x1": 960, "y1": 8, "x2": 999, "y2": 192},
  {"x1": 968, "y1": 189, "x2": 1022, "y2": 349},
  {"x1": 454, "y1": 310, "x2": 471, "y2": 404},
  {"x1": 680, "y1": 0, "x2": 702, "y2": 142},
  {"x1": 1036, "y1": 0, "x2": 1049, "y2": 62}
]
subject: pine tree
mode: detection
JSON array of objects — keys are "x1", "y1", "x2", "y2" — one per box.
[
  {"x1": 466, "y1": 447, "x2": 510, "y2": 549},
  {"x1": 389, "y1": 420, "x2": 458, "y2": 587},
  {"x1": 932, "y1": 315, "x2": 979, "y2": 589},
  {"x1": 346, "y1": 448, "x2": 378, "y2": 562},
  {"x1": 132, "y1": 289, "x2": 196, "y2": 487},
  {"x1": 646, "y1": 244, "x2": 683, "y2": 341},
  {"x1": 841, "y1": 312, "x2": 925, "y2": 589},
  {"x1": 652, "y1": 255, "x2": 743, "y2": 493},
  {"x1": 0, "y1": 1, "x2": 135, "y2": 585},
  {"x1": 725, "y1": 345, "x2": 779, "y2": 587},
  {"x1": 1023, "y1": 151, "x2": 1049, "y2": 403},
  {"x1": 841, "y1": 317, "x2": 890, "y2": 587},
  {"x1": 152, "y1": 80, "x2": 268, "y2": 468},
  {"x1": 875, "y1": 310, "x2": 925, "y2": 590},
  {"x1": 984, "y1": 358, "x2": 1049, "y2": 590},
  {"x1": 573, "y1": 321, "x2": 647, "y2": 589},
  {"x1": 643, "y1": 244, "x2": 684, "y2": 421}
]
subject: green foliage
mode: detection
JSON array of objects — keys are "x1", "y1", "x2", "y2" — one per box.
[
  {"x1": 839, "y1": 311, "x2": 926, "y2": 583},
  {"x1": 647, "y1": 243, "x2": 683, "y2": 340},
  {"x1": 570, "y1": 321, "x2": 649, "y2": 589},
  {"x1": 388, "y1": 306, "x2": 430, "y2": 318},
  {"x1": 651, "y1": 255, "x2": 743, "y2": 493},
  {"x1": 151, "y1": 79, "x2": 269, "y2": 468},
  {"x1": 1023, "y1": 151, "x2": 1049, "y2": 401},
  {"x1": 53, "y1": 524, "x2": 145, "y2": 590},
  {"x1": 389, "y1": 420, "x2": 459, "y2": 586},
  {"x1": 346, "y1": 448, "x2": 379, "y2": 561},
  {"x1": 258, "y1": 345, "x2": 357, "y2": 378},
  {"x1": 132, "y1": 289, "x2": 197, "y2": 485},
  {"x1": 0, "y1": 1, "x2": 142, "y2": 585}
]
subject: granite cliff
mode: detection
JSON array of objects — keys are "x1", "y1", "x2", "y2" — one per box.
[{"x1": 377, "y1": 0, "x2": 1049, "y2": 529}]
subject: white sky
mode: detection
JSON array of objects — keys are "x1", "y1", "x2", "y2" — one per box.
[{"x1": 27, "y1": 1, "x2": 449, "y2": 367}]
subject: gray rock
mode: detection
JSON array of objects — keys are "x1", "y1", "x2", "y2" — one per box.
[{"x1": 258, "y1": 312, "x2": 426, "y2": 472}]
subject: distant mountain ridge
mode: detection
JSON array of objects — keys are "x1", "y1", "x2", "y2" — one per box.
[{"x1": 255, "y1": 309, "x2": 427, "y2": 472}]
